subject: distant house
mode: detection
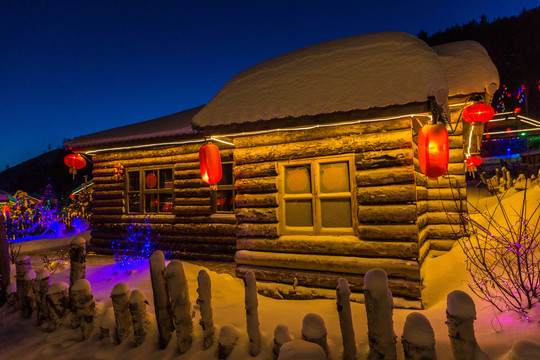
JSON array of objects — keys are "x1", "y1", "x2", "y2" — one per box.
[{"x1": 66, "y1": 31, "x2": 499, "y2": 306}]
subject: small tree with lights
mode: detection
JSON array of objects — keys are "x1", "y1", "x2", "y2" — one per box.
[
  {"x1": 111, "y1": 219, "x2": 157, "y2": 269},
  {"x1": 65, "y1": 176, "x2": 93, "y2": 226},
  {"x1": 456, "y1": 182, "x2": 540, "y2": 319}
]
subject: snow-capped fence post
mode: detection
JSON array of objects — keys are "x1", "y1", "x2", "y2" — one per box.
[
  {"x1": 7, "y1": 282, "x2": 17, "y2": 307},
  {"x1": 401, "y1": 312, "x2": 437, "y2": 360},
  {"x1": 110, "y1": 282, "x2": 132, "y2": 343},
  {"x1": 99, "y1": 307, "x2": 115, "y2": 342},
  {"x1": 364, "y1": 268, "x2": 397, "y2": 360},
  {"x1": 71, "y1": 279, "x2": 96, "y2": 340},
  {"x1": 128, "y1": 289, "x2": 150, "y2": 346},
  {"x1": 273, "y1": 324, "x2": 292, "y2": 359},
  {"x1": 165, "y1": 260, "x2": 193, "y2": 354},
  {"x1": 15, "y1": 255, "x2": 31, "y2": 311},
  {"x1": 0, "y1": 214, "x2": 9, "y2": 306},
  {"x1": 197, "y1": 269, "x2": 214, "y2": 349},
  {"x1": 277, "y1": 340, "x2": 327, "y2": 360},
  {"x1": 301, "y1": 313, "x2": 329, "y2": 357},
  {"x1": 244, "y1": 270, "x2": 261, "y2": 356},
  {"x1": 35, "y1": 269, "x2": 51, "y2": 325},
  {"x1": 22, "y1": 270, "x2": 36, "y2": 318},
  {"x1": 336, "y1": 278, "x2": 356, "y2": 360},
  {"x1": 69, "y1": 236, "x2": 86, "y2": 328},
  {"x1": 45, "y1": 282, "x2": 70, "y2": 331},
  {"x1": 446, "y1": 290, "x2": 488, "y2": 360},
  {"x1": 149, "y1": 250, "x2": 173, "y2": 349},
  {"x1": 218, "y1": 325, "x2": 240, "y2": 359}
]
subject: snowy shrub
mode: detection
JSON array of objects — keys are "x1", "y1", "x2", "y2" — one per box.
[
  {"x1": 457, "y1": 185, "x2": 540, "y2": 318},
  {"x1": 111, "y1": 220, "x2": 157, "y2": 269}
]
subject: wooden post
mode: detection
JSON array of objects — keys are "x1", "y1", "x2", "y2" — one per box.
[
  {"x1": 35, "y1": 269, "x2": 51, "y2": 325},
  {"x1": 277, "y1": 340, "x2": 327, "y2": 360},
  {"x1": 149, "y1": 250, "x2": 173, "y2": 349},
  {"x1": 128, "y1": 289, "x2": 150, "y2": 347},
  {"x1": 22, "y1": 270, "x2": 36, "y2": 319},
  {"x1": 364, "y1": 268, "x2": 397, "y2": 360},
  {"x1": 15, "y1": 255, "x2": 31, "y2": 311},
  {"x1": 336, "y1": 278, "x2": 356, "y2": 360},
  {"x1": 99, "y1": 307, "x2": 115, "y2": 342},
  {"x1": 110, "y1": 282, "x2": 132, "y2": 343},
  {"x1": 165, "y1": 260, "x2": 193, "y2": 354},
  {"x1": 197, "y1": 269, "x2": 214, "y2": 350},
  {"x1": 0, "y1": 214, "x2": 9, "y2": 306},
  {"x1": 69, "y1": 236, "x2": 86, "y2": 328},
  {"x1": 402, "y1": 312, "x2": 437, "y2": 359},
  {"x1": 72, "y1": 279, "x2": 96, "y2": 340},
  {"x1": 244, "y1": 270, "x2": 261, "y2": 356},
  {"x1": 273, "y1": 324, "x2": 291, "y2": 359},
  {"x1": 301, "y1": 313, "x2": 329, "y2": 357},
  {"x1": 45, "y1": 282, "x2": 70, "y2": 331},
  {"x1": 446, "y1": 290, "x2": 488, "y2": 360},
  {"x1": 218, "y1": 325, "x2": 240, "y2": 360}
]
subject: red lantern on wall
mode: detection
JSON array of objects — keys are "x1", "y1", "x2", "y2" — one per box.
[
  {"x1": 199, "y1": 143, "x2": 222, "y2": 185},
  {"x1": 466, "y1": 155, "x2": 483, "y2": 168},
  {"x1": 462, "y1": 103, "x2": 495, "y2": 124},
  {"x1": 64, "y1": 153, "x2": 86, "y2": 179},
  {"x1": 2, "y1": 205, "x2": 10, "y2": 218},
  {"x1": 418, "y1": 122, "x2": 449, "y2": 179}
]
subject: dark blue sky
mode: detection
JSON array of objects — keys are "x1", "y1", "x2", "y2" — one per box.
[{"x1": 1, "y1": 0, "x2": 538, "y2": 170}]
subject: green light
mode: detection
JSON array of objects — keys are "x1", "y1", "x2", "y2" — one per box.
[{"x1": 521, "y1": 132, "x2": 526, "y2": 136}]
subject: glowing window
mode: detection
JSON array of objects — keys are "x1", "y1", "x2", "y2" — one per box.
[{"x1": 126, "y1": 167, "x2": 173, "y2": 214}]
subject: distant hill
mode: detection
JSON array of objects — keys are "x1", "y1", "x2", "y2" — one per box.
[
  {"x1": 0, "y1": 149, "x2": 93, "y2": 198},
  {"x1": 420, "y1": 6, "x2": 540, "y2": 118}
]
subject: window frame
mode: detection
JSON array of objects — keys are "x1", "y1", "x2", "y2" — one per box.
[
  {"x1": 279, "y1": 154, "x2": 356, "y2": 235},
  {"x1": 211, "y1": 161, "x2": 235, "y2": 214},
  {"x1": 125, "y1": 165, "x2": 174, "y2": 215}
]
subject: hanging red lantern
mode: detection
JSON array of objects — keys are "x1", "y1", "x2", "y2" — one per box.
[
  {"x1": 199, "y1": 143, "x2": 222, "y2": 185},
  {"x1": 418, "y1": 122, "x2": 449, "y2": 179},
  {"x1": 466, "y1": 155, "x2": 483, "y2": 169},
  {"x1": 462, "y1": 103, "x2": 495, "y2": 124},
  {"x1": 64, "y1": 153, "x2": 87, "y2": 179},
  {"x1": 2, "y1": 205, "x2": 10, "y2": 218}
]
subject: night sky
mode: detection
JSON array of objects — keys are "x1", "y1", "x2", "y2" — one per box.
[{"x1": 1, "y1": 0, "x2": 538, "y2": 171}]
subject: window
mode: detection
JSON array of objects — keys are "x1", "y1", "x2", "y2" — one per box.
[
  {"x1": 126, "y1": 167, "x2": 173, "y2": 214},
  {"x1": 212, "y1": 162, "x2": 235, "y2": 213},
  {"x1": 280, "y1": 156, "x2": 355, "y2": 234}
]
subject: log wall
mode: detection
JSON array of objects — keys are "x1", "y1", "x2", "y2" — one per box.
[
  {"x1": 90, "y1": 145, "x2": 236, "y2": 262},
  {"x1": 233, "y1": 117, "x2": 423, "y2": 301}
]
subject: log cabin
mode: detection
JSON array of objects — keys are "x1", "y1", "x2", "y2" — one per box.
[{"x1": 66, "y1": 31, "x2": 499, "y2": 307}]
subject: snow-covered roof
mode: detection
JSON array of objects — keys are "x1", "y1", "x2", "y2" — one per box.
[
  {"x1": 193, "y1": 31, "x2": 450, "y2": 129},
  {"x1": 433, "y1": 41, "x2": 499, "y2": 97},
  {"x1": 65, "y1": 105, "x2": 204, "y2": 151}
]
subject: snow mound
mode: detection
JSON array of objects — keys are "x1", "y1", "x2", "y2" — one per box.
[
  {"x1": 47, "y1": 281, "x2": 69, "y2": 294},
  {"x1": 72, "y1": 279, "x2": 92, "y2": 293},
  {"x1": 507, "y1": 340, "x2": 540, "y2": 360},
  {"x1": 447, "y1": 290, "x2": 476, "y2": 318},
  {"x1": 302, "y1": 313, "x2": 327, "y2": 339},
  {"x1": 364, "y1": 268, "x2": 389, "y2": 297},
  {"x1": 402, "y1": 312, "x2": 435, "y2": 347},
  {"x1": 111, "y1": 282, "x2": 130, "y2": 296},
  {"x1": 278, "y1": 339, "x2": 326, "y2": 360}
]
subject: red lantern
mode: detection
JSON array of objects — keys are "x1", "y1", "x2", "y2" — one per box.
[
  {"x1": 199, "y1": 143, "x2": 222, "y2": 185},
  {"x1": 2, "y1": 205, "x2": 10, "y2": 218},
  {"x1": 462, "y1": 103, "x2": 495, "y2": 124},
  {"x1": 466, "y1": 155, "x2": 483, "y2": 168},
  {"x1": 418, "y1": 123, "x2": 449, "y2": 179},
  {"x1": 64, "y1": 153, "x2": 87, "y2": 179}
]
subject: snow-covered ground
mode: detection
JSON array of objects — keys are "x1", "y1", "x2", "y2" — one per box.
[{"x1": 2, "y1": 187, "x2": 540, "y2": 359}]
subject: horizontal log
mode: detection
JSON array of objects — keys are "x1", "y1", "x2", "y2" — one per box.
[
  {"x1": 159, "y1": 241, "x2": 236, "y2": 254},
  {"x1": 449, "y1": 148, "x2": 465, "y2": 163},
  {"x1": 236, "y1": 265, "x2": 421, "y2": 299},
  {"x1": 167, "y1": 251, "x2": 235, "y2": 263},
  {"x1": 427, "y1": 200, "x2": 468, "y2": 213},
  {"x1": 426, "y1": 188, "x2": 466, "y2": 200},
  {"x1": 235, "y1": 176, "x2": 278, "y2": 194},
  {"x1": 417, "y1": 201, "x2": 429, "y2": 215},
  {"x1": 173, "y1": 205, "x2": 212, "y2": 216},
  {"x1": 356, "y1": 184, "x2": 416, "y2": 204},
  {"x1": 430, "y1": 239, "x2": 456, "y2": 251},
  {"x1": 92, "y1": 144, "x2": 201, "y2": 163},
  {"x1": 92, "y1": 190, "x2": 124, "y2": 200},
  {"x1": 94, "y1": 153, "x2": 199, "y2": 170},
  {"x1": 92, "y1": 168, "x2": 115, "y2": 177},
  {"x1": 235, "y1": 208, "x2": 278, "y2": 223},
  {"x1": 174, "y1": 187, "x2": 211, "y2": 197},
  {"x1": 355, "y1": 148, "x2": 414, "y2": 170},
  {"x1": 92, "y1": 176, "x2": 119, "y2": 184},
  {"x1": 421, "y1": 212, "x2": 464, "y2": 225},
  {"x1": 233, "y1": 118, "x2": 412, "y2": 148},
  {"x1": 173, "y1": 223, "x2": 236, "y2": 236},
  {"x1": 93, "y1": 183, "x2": 124, "y2": 191},
  {"x1": 236, "y1": 235, "x2": 418, "y2": 259},
  {"x1": 91, "y1": 230, "x2": 236, "y2": 245},
  {"x1": 425, "y1": 224, "x2": 463, "y2": 239},
  {"x1": 355, "y1": 166, "x2": 415, "y2": 186},
  {"x1": 357, "y1": 204, "x2": 418, "y2": 224},
  {"x1": 235, "y1": 250, "x2": 420, "y2": 280},
  {"x1": 93, "y1": 199, "x2": 124, "y2": 207},
  {"x1": 90, "y1": 214, "x2": 177, "y2": 224},
  {"x1": 174, "y1": 178, "x2": 207, "y2": 188},
  {"x1": 173, "y1": 169, "x2": 201, "y2": 179},
  {"x1": 236, "y1": 223, "x2": 279, "y2": 238},
  {"x1": 415, "y1": 172, "x2": 427, "y2": 187},
  {"x1": 447, "y1": 163, "x2": 465, "y2": 175},
  {"x1": 173, "y1": 161, "x2": 200, "y2": 171},
  {"x1": 92, "y1": 207, "x2": 124, "y2": 215},
  {"x1": 357, "y1": 224, "x2": 418, "y2": 241},
  {"x1": 426, "y1": 175, "x2": 466, "y2": 188},
  {"x1": 234, "y1": 129, "x2": 412, "y2": 165},
  {"x1": 233, "y1": 161, "x2": 277, "y2": 179},
  {"x1": 416, "y1": 186, "x2": 428, "y2": 200},
  {"x1": 235, "y1": 193, "x2": 278, "y2": 208},
  {"x1": 173, "y1": 197, "x2": 212, "y2": 205}
]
